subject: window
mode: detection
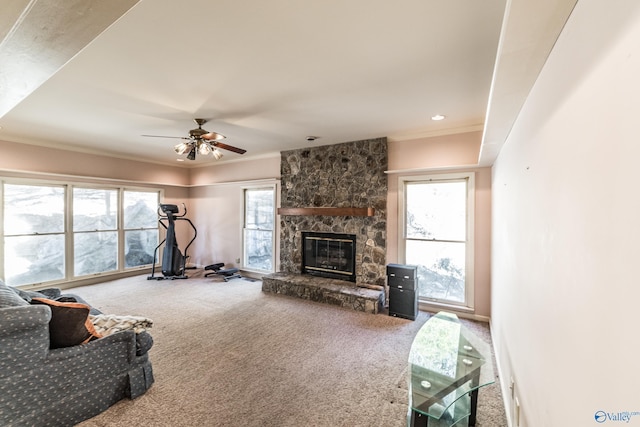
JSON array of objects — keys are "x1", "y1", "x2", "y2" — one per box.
[
  {"x1": 73, "y1": 188, "x2": 118, "y2": 276},
  {"x1": 2, "y1": 179, "x2": 160, "y2": 286},
  {"x1": 243, "y1": 187, "x2": 275, "y2": 272},
  {"x1": 3, "y1": 184, "x2": 66, "y2": 286},
  {"x1": 399, "y1": 173, "x2": 475, "y2": 309},
  {"x1": 123, "y1": 191, "x2": 159, "y2": 268}
]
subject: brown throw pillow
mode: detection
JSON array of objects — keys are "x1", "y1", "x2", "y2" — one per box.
[{"x1": 31, "y1": 298, "x2": 102, "y2": 349}]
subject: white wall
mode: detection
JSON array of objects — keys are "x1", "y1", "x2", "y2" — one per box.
[{"x1": 491, "y1": 1, "x2": 640, "y2": 426}]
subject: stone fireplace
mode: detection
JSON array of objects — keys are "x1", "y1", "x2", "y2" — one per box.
[{"x1": 262, "y1": 137, "x2": 388, "y2": 313}]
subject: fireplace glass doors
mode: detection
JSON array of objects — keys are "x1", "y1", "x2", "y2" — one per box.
[{"x1": 302, "y1": 232, "x2": 356, "y2": 282}]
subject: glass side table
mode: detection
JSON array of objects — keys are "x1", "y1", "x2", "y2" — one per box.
[{"x1": 407, "y1": 312, "x2": 495, "y2": 427}]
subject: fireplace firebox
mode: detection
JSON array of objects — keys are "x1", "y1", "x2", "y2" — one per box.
[{"x1": 302, "y1": 232, "x2": 356, "y2": 282}]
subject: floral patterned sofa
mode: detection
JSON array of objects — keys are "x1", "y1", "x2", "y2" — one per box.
[{"x1": 0, "y1": 281, "x2": 154, "y2": 426}]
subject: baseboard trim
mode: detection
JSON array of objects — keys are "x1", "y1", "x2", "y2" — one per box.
[
  {"x1": 239, "y1": 270, "x2": 267, "y2": 280},
  {"x1": 490, "y1": 318, "x2": 513, "y2": 427},
  {"x1": 418, "y1": 302, "x2": 490, "y2": 322},
  {"x1": 19, "y1": 268, "x2": 153, "y2": 292}
]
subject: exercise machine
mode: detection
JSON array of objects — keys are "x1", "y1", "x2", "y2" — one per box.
[
  {"x1": 204, "y1": 262, "x2": 241, "y2": 282},
  {"x1": 148, "y1": 203, "x2": 197, "y2": 280},
  {"x1": 148, "y1": 203, "x2": 196, "y2": 280}
]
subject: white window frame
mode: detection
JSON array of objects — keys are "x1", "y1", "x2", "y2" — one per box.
[
  {"x1": 121, "y1": 188, "x2": 161, "y2": 271},
  {"x1": 2, "y1": 181, "x2": 67, "y2": 285},
  {"x1": 241, "y1": 184, "x2": 277, "y2": 274},
  {"x1": 1, "y1": 177, "x2": 162, "y2": 287},
  {"x1": 71, "y1": 186, "x2": 120, "y2": 277},
  {"x1": 398, "y1": 172, "x2": 475, "y2": 311}
]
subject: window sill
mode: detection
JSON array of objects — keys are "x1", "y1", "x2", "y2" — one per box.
[{"x1": 418, "y1": 299, "x2": 480, "y2": 319}]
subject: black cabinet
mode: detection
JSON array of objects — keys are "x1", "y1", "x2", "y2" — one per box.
[{"x1": 387, "y1": 264, "x2": 418, "y2": 320}]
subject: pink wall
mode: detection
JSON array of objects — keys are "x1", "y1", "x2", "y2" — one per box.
[
  {"x1": 0, "y1": 139, "x2": 192, "y2": 249},
  {"x1": 188, "y1": 184, "x2": 244, "y2": 269},
  {"x1": 187, "y1": 156, "x2": 281, "y2": 271},
  {"x1": 189, "y1": 155, "x2": 280, "y2": 185},
  {"x1": 0, "y1": 140, "x2": 190, "y2": 186},
  {"x1": 388, "y1": 130, "x2": 482, "y2": 171}
]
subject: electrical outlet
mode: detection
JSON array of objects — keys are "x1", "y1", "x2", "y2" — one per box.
[{"x1": 236, "y1": 258, "x2": 241, "y2": 264}]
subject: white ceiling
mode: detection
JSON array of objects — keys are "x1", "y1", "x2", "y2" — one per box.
[{"x1": 0, "y1": 0, "x2": 576, "y2": 167}]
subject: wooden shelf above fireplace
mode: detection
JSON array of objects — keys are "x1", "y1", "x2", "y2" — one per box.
[{"x1": 277, "y1": 207, "x2": 375, "y2": 217}]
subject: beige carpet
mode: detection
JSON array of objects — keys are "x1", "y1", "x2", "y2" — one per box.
[{"x1": 74, "y1": 272, "x2": 506, "y2": 427}]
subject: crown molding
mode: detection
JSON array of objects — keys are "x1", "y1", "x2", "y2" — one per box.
[{"x1": 388, "y1": 124, "x2": 484, "y2": 142}]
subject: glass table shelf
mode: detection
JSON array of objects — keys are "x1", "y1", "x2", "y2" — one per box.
[{"x1": 407, "y1": 312, "x2": 495, "y2": 427}]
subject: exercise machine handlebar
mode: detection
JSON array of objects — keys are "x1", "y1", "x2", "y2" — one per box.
[{"x1": 158, "y1": 203, "x2": 188, "y2": 218}]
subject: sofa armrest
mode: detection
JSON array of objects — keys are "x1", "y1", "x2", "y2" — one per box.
[
  {"x1": 46, "y1": 329, "x2": 138, "y2": 364},
  {"x1": 135, "y1": 331, "x2": 154, "y2": 356},
  {"x1": 0, "y1": 305, "x2": 52, "y2": 376},
  {"x1": 0, "y1": 304, "x2": 51, "y2": 335}
]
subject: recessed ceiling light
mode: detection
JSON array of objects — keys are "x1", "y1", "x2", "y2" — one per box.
[
  {"x1": 176, "y1": 158, "x2": 185, "y2": 162},
  {"x1": 431, "y1": 114, "x2": 446, "y2": 121}
]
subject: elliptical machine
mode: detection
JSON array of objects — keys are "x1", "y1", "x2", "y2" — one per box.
[{"x1": 147, "y1": 203, "x2": 197, "y2": 280}]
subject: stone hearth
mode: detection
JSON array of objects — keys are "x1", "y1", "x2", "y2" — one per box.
[{"x1": 262, "y1": 273, "x2": 384, "y2": 314}]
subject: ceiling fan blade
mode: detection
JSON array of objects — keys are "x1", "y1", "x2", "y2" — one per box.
[
  {"x1": 214, "y1": 142, "x2": 246, "y2": 155},
  {"x1": 141, "y1": 134, "x2": 190, "y2": 140},
  {"x1": 200, "y1": 131, "x2": 226, "y2": 141}
]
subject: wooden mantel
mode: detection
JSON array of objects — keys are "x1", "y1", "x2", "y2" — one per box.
[{"x1": 277, "y1": 207, "x2": 375, "y2": 217}]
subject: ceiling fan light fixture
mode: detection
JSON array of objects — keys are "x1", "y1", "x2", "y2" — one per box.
[
  {"x1": 174, "y1": 142, "x2": 190, "y2": 155},
  {"x1": 198, "y1": 141, "x2": 212, "y2": 156},
  {"x1": 212, "y1": 148, "x2": 223, "y2": 160}
]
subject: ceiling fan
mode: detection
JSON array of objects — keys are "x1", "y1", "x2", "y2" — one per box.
[{"x1": 142, "y1": 118, "x2": 247, "y2": 160}]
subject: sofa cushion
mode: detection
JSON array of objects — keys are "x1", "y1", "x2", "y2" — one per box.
[
  {"x1": 12, "y1": 287, "x2": 62, "y2": 303},
  {"x1": 0, "y1": 281, "x2": 29, "y2": 308},
  {"x1": 30, "y1": 298, "x2": 103, "y2": 349}
]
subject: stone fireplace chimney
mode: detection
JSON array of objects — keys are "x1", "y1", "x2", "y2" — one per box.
[{"x1": 278, "y1": 137, "x2": 388, "y2": 287}]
